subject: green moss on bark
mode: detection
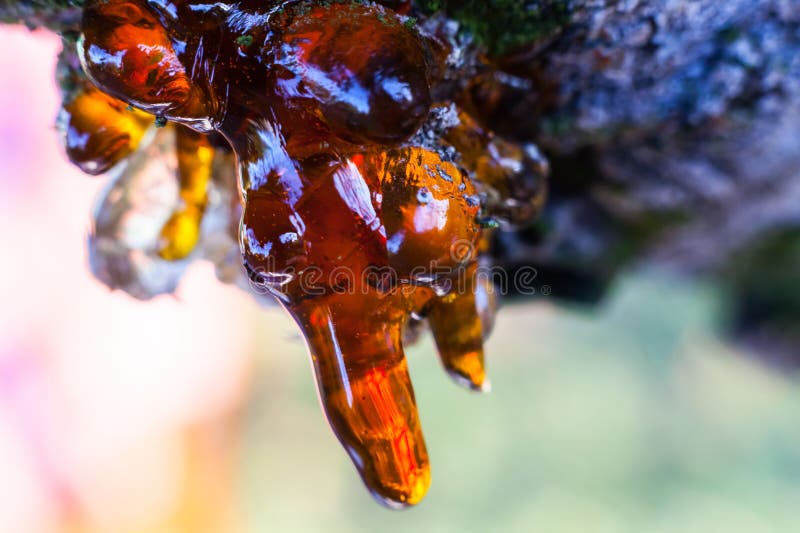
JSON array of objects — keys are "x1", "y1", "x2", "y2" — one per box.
[{"x1": 417, "y1": 0, "x2": 570, "y2": 55}]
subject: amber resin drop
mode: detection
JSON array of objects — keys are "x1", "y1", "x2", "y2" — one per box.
[
  {"x1": 66, "y1": 0, "x2": 548, "y2": 507},
  {"x1": 427, "y1": 262, "x2": 497, "y2": 391},
  {"x1": 62, "y1": 83, "x2": 153, "y2": 174},
  {"x1": 290, "y1": 289, "x2": 431, "y2": 507},
  {"x1": 157, "y1": 127, "x2": 214, "y2": 260}
]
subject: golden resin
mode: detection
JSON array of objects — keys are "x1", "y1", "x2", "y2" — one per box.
[
  {"x1": 62, "y1": 83, "x2": 153, "y2": 174},
  {"x1": 157, "y1": 127, "x2": 214, "y2": 260},
  {"x1": 61, "y1": 0, "x2": 548, "y2": 507}
]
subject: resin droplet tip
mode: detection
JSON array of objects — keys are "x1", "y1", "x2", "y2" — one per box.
[
  {"x1": 369, "y1": 467, "x2": 431, "y2": 509},
  {"x1": 439, "y1": 348, "x2": 489, "y2": 392},
  {"x1": 447, "y1": 369, "x2": 491, "y2": 393}
]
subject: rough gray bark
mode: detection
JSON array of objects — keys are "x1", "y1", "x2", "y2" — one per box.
[{"x1": 475, "y1": 1, "x2": 800, "y2": 362}]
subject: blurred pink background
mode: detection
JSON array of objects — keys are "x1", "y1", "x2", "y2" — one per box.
[{"x1": 0, "y1": 26, "x2": 260, "y2": 533}]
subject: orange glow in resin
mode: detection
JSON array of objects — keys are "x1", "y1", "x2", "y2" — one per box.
[
  {"x1": 291, "y1": 291, "x2": 430, "y2": 506},
  {"x1": 64, "y1": 0, "x2": 547, "y2": 507},
  {"x1": 427, "y1": 263, "x2": 497, "y2": 391},
  {"x1": 158, "y1": 127, "x2": 214, "y2": 260},
  {"x1": 62, "y1": 83, "x2": 153, "y2": 174}
]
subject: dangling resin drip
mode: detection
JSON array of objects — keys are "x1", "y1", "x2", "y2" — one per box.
[
  {"x1": 231, "y1": 118, "x2": 479, "y2": 504},
  {"x1": 61, "y1": 83, "x2": 153, "y2": 174},
  {"x1": 158, "y1": 127, "x2": 214, "y2": 260},
  {"x1": 70, "y1": 0, "x2": 548, "y2": 507},
  {"x1": 427, "y1": 263, "x2": 497, "y2": 391},
  {"x1": 290, "y1": 290, "x2": 430, "y2": 507}
]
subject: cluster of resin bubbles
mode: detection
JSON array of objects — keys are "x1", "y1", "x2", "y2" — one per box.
[{"x1": 60, "y1": 0, "x2": 548, "y2": 507}]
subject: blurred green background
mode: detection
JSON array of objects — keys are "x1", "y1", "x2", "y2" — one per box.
[{"x1": 239, "y1": 272, "x2": 800, "y2": 532}]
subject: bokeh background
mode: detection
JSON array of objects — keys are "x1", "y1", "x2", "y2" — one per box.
[{"x1": 1, "y1": 26, "x2": 800, "y2": 533}]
